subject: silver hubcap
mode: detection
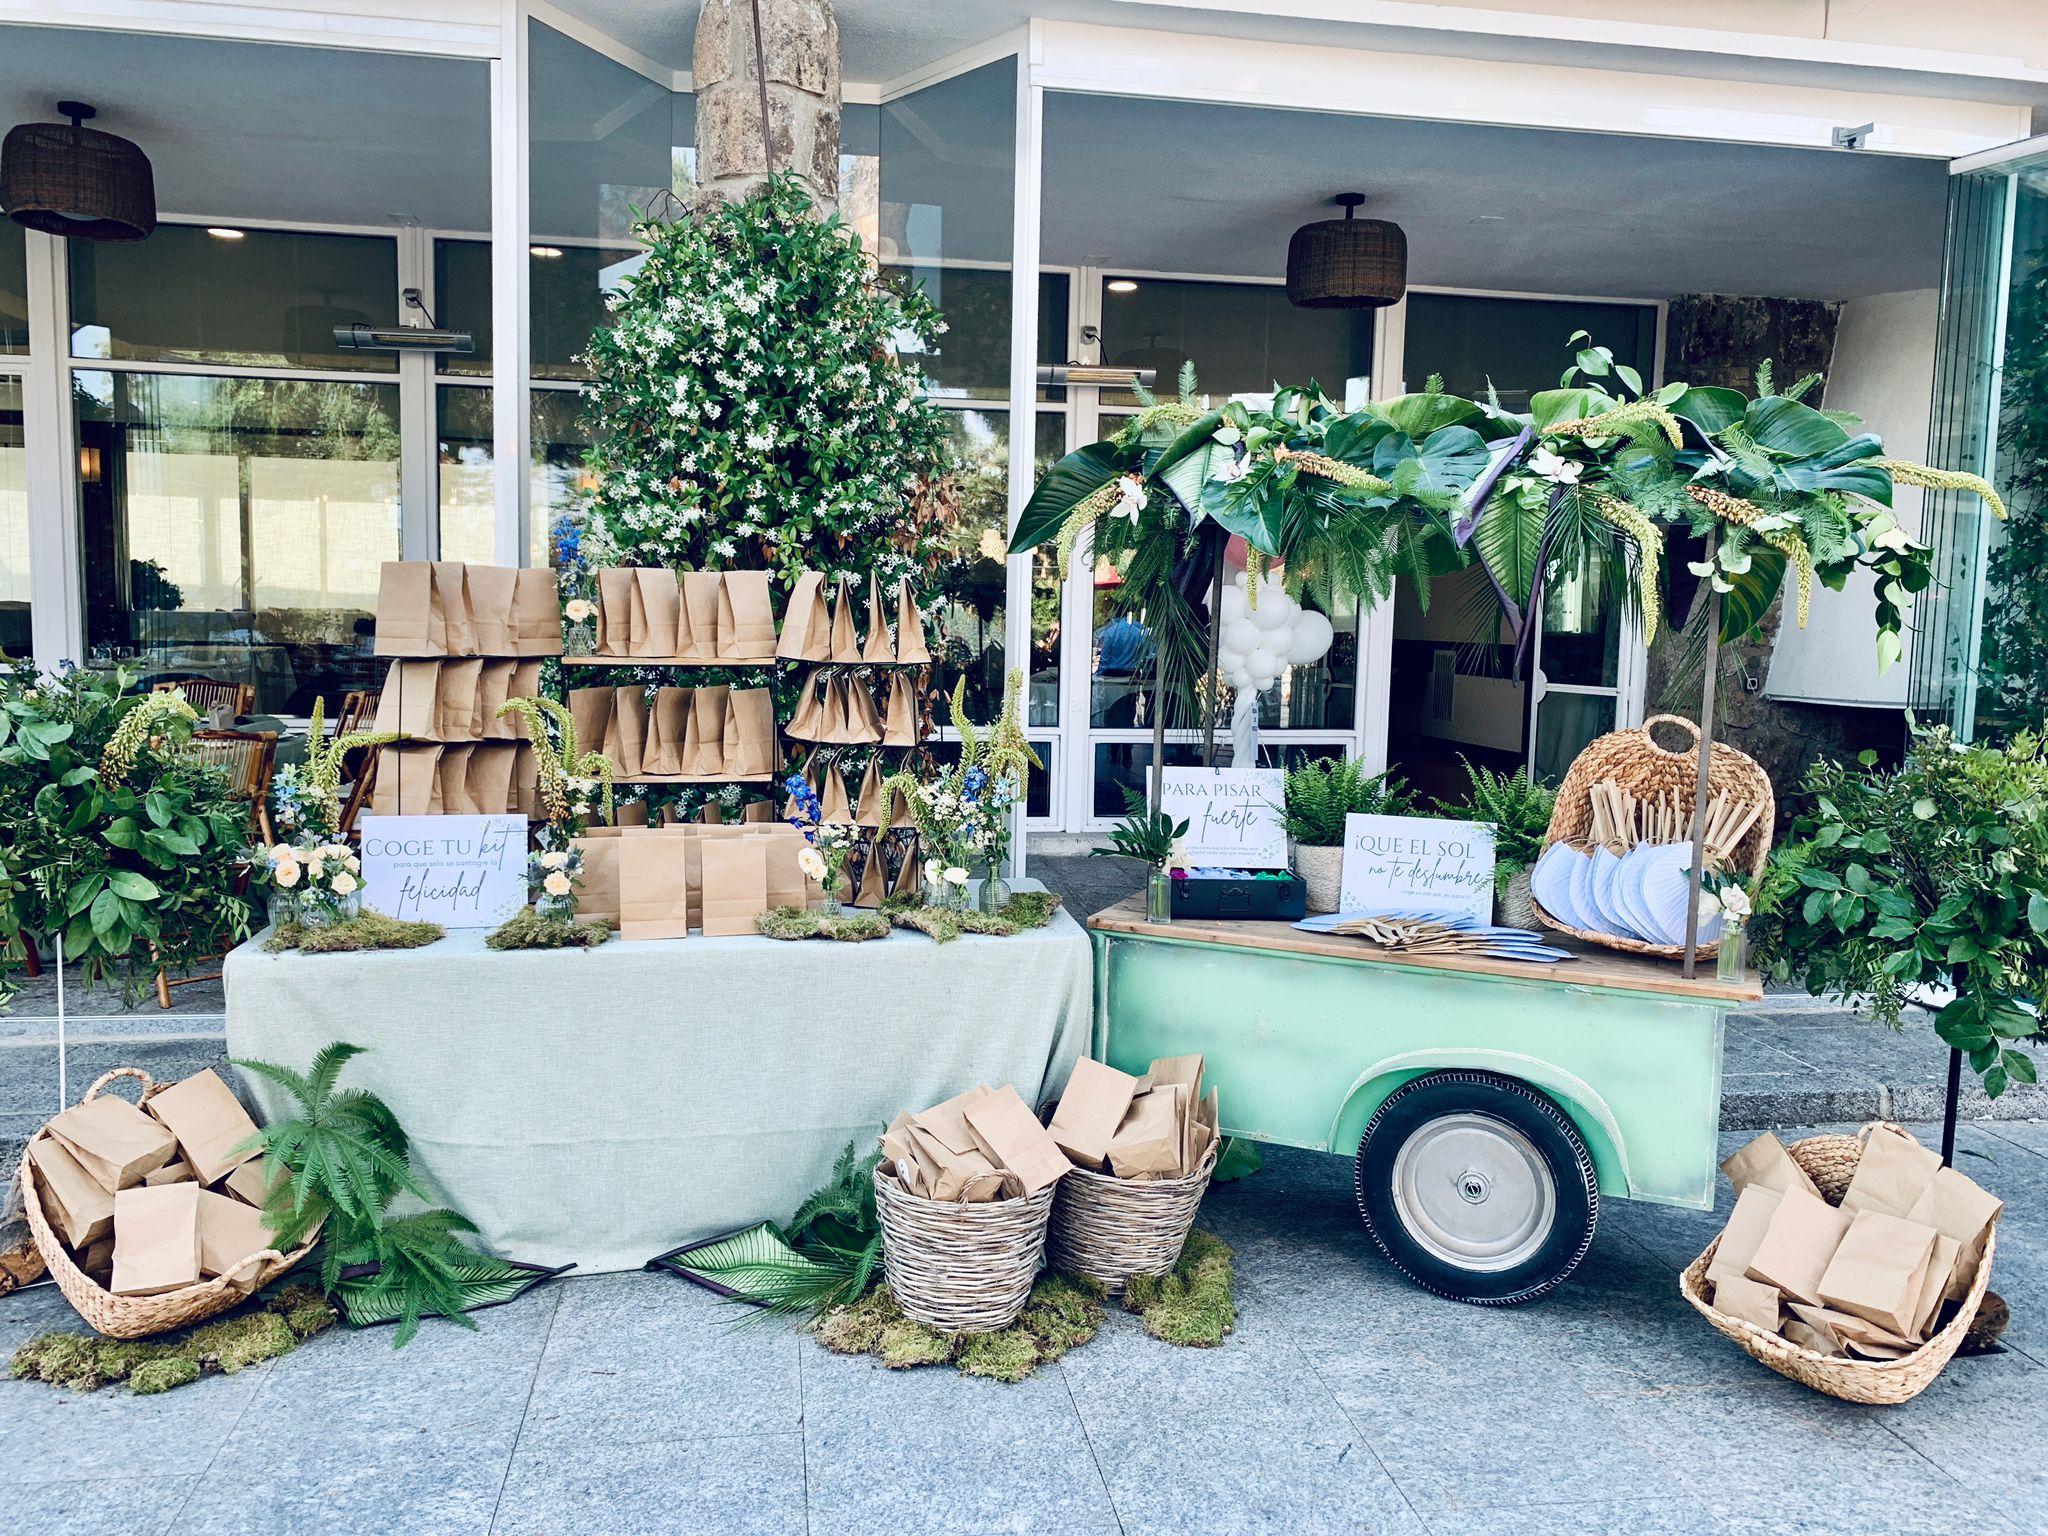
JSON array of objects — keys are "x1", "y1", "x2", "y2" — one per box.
[{"x1": 1391, "y1": 1113, "x2": 1556, "y2": 1272}]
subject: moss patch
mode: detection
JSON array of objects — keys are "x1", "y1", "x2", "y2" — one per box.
[
  {"x1": 880, "y1": 891, "x2": 1061, "y2": 945},
  {"x1": 1124, "y1": 1228, "x2": 1235, "y2": 1347},
  {"x1": 756, "y1": 906, "x2": 892, "y2": 943},
  {"x1": 486, "y1": 910, "x2": 615, "y2": 950},
  {"x1": 10, "y1": 1284, "x2": 337, "y2": 1395},
  {"x1": 265, "y1": 912, "x2": 443, "y2": 955},
  {"x1": 816, "y1": 1274, "x2": 1106, "y2": 1383}
]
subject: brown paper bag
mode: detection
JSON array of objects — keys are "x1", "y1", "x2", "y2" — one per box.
[
  {"x1": 503, "y1": 660, "x2": 543, "y2": 723},
  {"x1": 742, "y1": 799, "x2": 772, "y2": 824},
  {"x1": 476, "y1": 660, "x2": 518, "y2": 739},
  {"x1": 678, "y1": 571, "x2": 722, "y2": 662},
  {"x1": 434, "y1": 658, "x2": 484, "y2": 741},
  {"x1": 1710, "y1": 1272, "x2": 1782, "y2": 1331},
  {"x1": 719, "y1": 571, "x2": 778, "y2": 662},
  {"x1": 569, "y1": 687, "x2": 614, "y2": 768},
  {"x1": 1108, "y1": 1085, "x2": 1186, "y2": 1179},
  {"x1": 145, "y1": 1160, "x2": 193, "y2": 1186},
  {"x1": 221, "y1": 1155, "x2": 278, "y2": 1210},
  {"x1": 596, "y1": 568, "x2": 637, "y2": 655},
  {"x1": 436, "y1": 745, "x2": 479, "y2": 815},
  {"x1": 723, "y1": 687, "x2": 780, "y2": 777},
  {"x1": 1911, "y1": 1233, "x2": 1962, "y2": 1339},
  {"x1": 843, "y1": 678, "x2": 885, "y2": 744},
  {"x1": 786, "y1": 673, "x2": 825, "y2": 741},
  {"x1": 1818, "y1": 1210, "x2": 1937, "y2": 1337},
  {"x1": 27, "y1": 1133, "x2": 114, "y2": 1248},
  {"x1": 605, "y1": 686, "x2": 649, "y2": 779},
  {"x1": 142, "y1": 1069, "x2": 259, "y2": 1187},
  {"x1": 373, "y1": 659, "x2": 440, "y2": 739},
  {"x1": 371, "y1": 745, "x2": 444, "y2": 816},
  {"x1": 818, "y1": 761, "x2": 855, "y2": 824},
  {"x1": 615, "y1": 799, "x2": 650, "y2": 827},
  {"x1": 644, "y1": 687, "x2": 691, "y2": 775},
  {"x1": 1049, "y1": 1059, "x2": 1141, "y2": 1171},
  {"x1": 882, "y1": 672, "x2": 919, "y2": 747},
  {"x1": 468, "y1": 743, "x2": 518, "y2": 815},
  {"x1": 1905, "y1": 1166, "x2": 2004, "y2": 1302},
  {"x1": 196, "y1": 1188, "x2": 273, "y2": 1293},
  {"x1": 511, "y1": 742, "x2": 541, "y2": 819},
  {"x1": 895, "y1": 579, "x2": 932, "y2": 664},
  {"x1": 81, "y1": 1236, "x2": 115, "y2": 1284},
  {"x1": 853, "y1": 757, "x2": 885, "y2": 828},
  {"x1": 913, "y1": 1086, "x2": 991, "y2": 1157},
  {"x1": 1841, "y1": 1125, "x2": 1944, "y2": 1219},
  {"x1": 1780, "y1": 1317, "x2": 1847, "y2": 1356},
  {"x1": 112, "y1": 1183, "x2": 202, "y2": 1296},
  {"x1": 1745, "y1": 1186, "x2": 1853, "y2": 1305},
  {"x1": 700, "y1": 837, "x2": 769, "y2": 936},
  {"x1": 698, "y1": 802, "x2": 724, "y2": 825},
  {"x1": 861, "y1": 572, "x2": 895, "y2": 664},
  {"x1": 777, "y1": 571, "x2": 832, "y2": 662},
  {"x1": 1788, "y1": 1301, "x2": 1915, "y2": 1356},
  {"x1": 431, "y1": 562, "x2": 476, "y2": 655},
  {"x1": 619, "y1": 828, "x2": 692, "y2": 939},
  {"x1": 852, "y1": 838, "x2": 889, "y2": 907},
  {"x1": 1721, "y1": 1132, "x2": 1825, "y2": 1202},
  {"x1": 744, "y1": 824, "x2": 811, "y2": 909},
  {"x1": 906, "y1": 1124, "x2": 1005, "y2": 1203},
  {"x1": 374, "y1": 561, "x2": 439, "y2": 656},
  {"x1": 512, "y1": 567, "x2": 564, "y2": 657},
  {"x1": 1706, "y1": 1185, "x2": 1785, "y2": 1288},
  {"x1": 572, "y1": 827, "x2": 624, "y2": 923},
  {"x1": 465, "y1": 564, "x2": 518, "y2": 655},
  {"x1": 632, "y1": 569, "x2": 681, "y2": 660},
  {"x1": 684, "y1": 686, "x2": 729, "y2": 776},
  {"x1": 818, "y1": 676, "x2": 853, "y2": 745},
  {"x1": 49, "y1": 1094, "x2": 179, "y2": 1193},
  {"x1": 828, "y1": 577, "x2": 862, "y2": 663},
  {"x1": 880, "y1": 1113, "x2": 924, "y2": 1194},
  {"x1": 892, "y1": 836, "x2": 923, "y2": 898},
  {"x1": 684, "y1": 824, "x2": 744, "y2": 928}
]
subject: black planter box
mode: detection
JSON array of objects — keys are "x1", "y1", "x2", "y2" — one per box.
[{"x1": 1169, "y1": 872, "x2": 1307, "y2": 921}]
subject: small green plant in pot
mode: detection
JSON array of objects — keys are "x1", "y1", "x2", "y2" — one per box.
[
  {"x1": 1444, "y1": 758, "x2": 1556, "y2": 927},
  {"x1": 1281, "y1": 758, "x2": 1413, "y2": 914},
  {"x1": 1092, "y1": 787, "x2": 1189, "y2": 920}
]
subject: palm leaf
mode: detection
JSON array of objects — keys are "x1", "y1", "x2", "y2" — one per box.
[
  {"x1": 336, "y1": 1256, "x2": 566, "y2": 1330},
  {"x1": 1011, "y1": 442, "x2": 1129, "y2": 553},
  {"x1": 650, "y1": 1222, "x2": 860, "y2": 1313}
]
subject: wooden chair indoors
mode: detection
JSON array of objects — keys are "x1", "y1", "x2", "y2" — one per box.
[
  {"x1": 152, "y1": 677, "x2": 256, "y2": 724},
  {"x1": 331, "y1": 690, "x2": 383, "y2": 839},
  {"x1": 153, "y1": 729, "x2": 278, "y2": 1009}
]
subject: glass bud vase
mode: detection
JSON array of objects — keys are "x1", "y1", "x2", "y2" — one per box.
[
  {"x1": 1715, "y1": 919, "x2": 1748, "y2": 983},
  {"x1": 978, "y1": 867, "x2": 1012, "y2": 915},
  {"x1": 817, "y1": 890, "x2": 845, "y2": 918},
  {"x1": 1147, "y1": 869, "x2": 1173, "y2": 922},
  {"x1": 562, "y1": 620, "x2": 596, "y2": 659}
]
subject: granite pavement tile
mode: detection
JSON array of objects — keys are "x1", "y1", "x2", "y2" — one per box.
[
  {"x1": 489, "y1": 1429, "x2": 807, "y2": 1536},
  {"x1": 165, "y1": 1455, "x2": 509, "y2": 1536},
  {"x1": 1421, "y1": 1496, "x2": 1724, "y2": 1536},
  {"x1": 9, "y1": 1475, "x2": 197, "y2": 1536}
]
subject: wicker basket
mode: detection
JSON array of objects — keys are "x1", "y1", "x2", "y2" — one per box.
[
  {"x1": 1534, "y1": 713, "x2": 1774, "y2": 960},
  {"x1": 1047, "y1": 1138, "x2": 1219, "y2": 1293},
  {"x1": 19, "y1": 1068, "x2": 317, "y2": 1340},
  {"x1": 1679, "y1": 1123, "x2": 1995, "y2": 1405},
  {"x1": 873, "y1": 1163, "x2": 1055, "y2": 1333}
]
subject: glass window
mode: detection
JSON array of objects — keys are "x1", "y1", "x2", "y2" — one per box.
[
  {"x1": 1533, "y1": 692, "x2": 1614, "y2": 785},
  {"x1": 530, "y1": 19, "x2": 689, "y2": 248},
  {"x1": 887, "y1": 268, "x2": 1069, "y2": 402},
  {"x1": 1098, "y1": 277, "x2": 1373, "y2": 408},
  {"x1": 1091, "y1": 740, "x2": 1347, "y2": 820},
  {"x1": 921, "y1": 736, "x2": 1050, "y2": 819},
  {"x1": 1403, "y1": 293, "x2": 1657, "y2": 412},
  {"x1": 69, "y1": 225, "x2": 399, "y2": 373},
  {"x1": 76, "y1": 369, "x2": 400, "y2": 716},
  {"x1": 434, "y1": 385, "x2": 595, "y2": 567},
  {"x1": 1539, "y1": 547, "x2": 1622, "y2": 689},
  {"x1": 0, "y1": 376, "x2": 27, "y2": 656},
  {"x1": 434, "y1": 238, "x2": 641, "y2": 382},
  {"x1": 0, "y1": 222, "x2": 27, "y2": 356}
]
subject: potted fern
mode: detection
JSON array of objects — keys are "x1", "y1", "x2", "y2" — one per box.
[
  {"x1": 1092, "y1": 786, "x2": 1190, "y2": 921},
  {"x1": 1444, "y1": 758, "x2": 1556, "y2": 927},
  {"x1": 1280, "y1": 759, "x2": 1413, "y2": 913}
]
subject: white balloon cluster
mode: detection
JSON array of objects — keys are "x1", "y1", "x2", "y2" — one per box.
[{"x1": 1216, "y1": 573, "x2": 1335, "y2": 695}]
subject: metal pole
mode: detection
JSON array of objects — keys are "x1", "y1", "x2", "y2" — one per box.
[
  {"x1": 55, "y1": 930, "x2": 66, "y2": 1113},
  {"x1": 1202, "y1": 558, "x2": 1225, "y2": 767},
  {"x1": 1149, "y1": 634, "x2": 1168, "y2": 815},
  {"x1": 1680, "y1": 588, "x2": 1723, "y2": 980},
  {"x1": 1941, "y1": 1044, "x2": 1963, "y2": 1167}
]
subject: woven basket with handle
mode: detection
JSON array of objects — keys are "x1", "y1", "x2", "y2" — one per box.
[
  {"x1": 874, "y1": 1163, "x2": 1054, "y2": 1334},
  {"x1": 1533, "y1": 713, "x2": 1774, "y2": 960},
  {"x1": 1679, "y1": 1123, "x2": 1994, "y2": 1405},
  {"x1": 18, "y1": 1068, "x2": 317, "y2": 1340}
]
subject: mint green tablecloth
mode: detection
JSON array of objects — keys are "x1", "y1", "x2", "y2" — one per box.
[{"x1": 223, "y1": 900, "x2": 1091, "y2": 1273}]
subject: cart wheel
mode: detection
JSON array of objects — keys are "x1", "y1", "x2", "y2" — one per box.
[{"x1": 1353, "y1": 1070, "x2": 1597, "y2": 1305}]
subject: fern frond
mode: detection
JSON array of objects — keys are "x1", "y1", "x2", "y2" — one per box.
[{"x1": 1542, "y1": 396, "x2": 1683, "y2": 451}]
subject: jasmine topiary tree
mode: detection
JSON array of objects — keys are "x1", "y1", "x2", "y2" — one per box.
[{"x1": 575, "y1": 173, "x2": 955, "y2": 591}]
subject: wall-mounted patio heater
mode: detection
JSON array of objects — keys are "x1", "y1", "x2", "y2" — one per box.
[{"x1": 333, "y1": 288, "x2": 474, "y2": 354}]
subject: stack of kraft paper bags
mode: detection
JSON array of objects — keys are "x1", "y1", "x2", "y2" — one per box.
[
  {"x1": 1706, "y1": 1127, "x2": 2001, "y2": 1359},
  {"x1": 26, "y1": 1071, "x2": 287, "y2": 1298}
]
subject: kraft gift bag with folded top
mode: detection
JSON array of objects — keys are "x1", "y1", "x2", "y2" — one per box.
[
  {"x1": 371, "y1": 745, "x2": 444, "y2": 815},
  {"x1": 683, "y1": 824, "x2": 744, "y2": 927},
  {"x1": 375, "y1": 561, "x2": 439, "y2": 656},
  {"x1": 373, "y1": 659, "x2": 440, "y2": 739},
  {"x1": 569, "y1": 686, "x2": 614, "y2": 767},
  {"x1": 892, "y1": 835, "x2": 923, "y2": 898},
  {"x1": 786, "y1": 672, "x2": 825, "y2": 741},
  {"x1": 678, "y1": 571, "x2": 722, "y2": 662},
  {"x1": 855, "y1": 756, "x2": 885, "y2": 828},
  {"x1": 645, "y1": 686, "x2": 691, "y2": 775},
  {"x1": 895, "y1": 578, "x2": 932, "y2": 665},
  {"x1": 742, "y1": 798, "x2": 772, "y2": 823},
  {"x1": 881, "y1": 774, "x2": 916, "y2": 833},
  {"x1": 1745, "y1": 1185, "x2": 1853, "y2": 1306},
  {"x1": 511, "y1": 567, "x2": 564, "y2": 657},
  {"x1": 572, "y1": 826, "x2": 624, "y2": 922},
  {"x1": 723, "y1": 687, "x2": 781, "y2": 778},
  {"x1": 699, "y1": 837, "x2": 769, "y2": 936},
  {"x1": 505, "y1": 657, "x2": 543, "y2": 714},
  {"x1": 28, "y1": 1134, "x2": 114, "y2": 1248},
  {"x1": 465, "y1": 564, "x2": 518, "y2": 655},
  {"x1": 112, "y1": 1183, "x2": 202, "y2": 1297},
  {"x1": 718, "y1": 570, "x2": 779, "y2": 662},
  {"x1": 1707, "y1": 1185, "x2": 1784, "y2": 1290},
  {"x1": 1818, "y1": 1210, "x2": 1938, "y2": 1339},
  {"x1": 143, "y1": 1069, "x2": 261, "y2": 1188},
  {"x1": 784, "y1": 753, "x2": 823, "y2": 818},
  {"x1": 828, "y1": 576, "x2": 862, "y2": 663},
  {"x1": 777, "y1": 570, "x2": 831, "y2": 662},
  {"x1": 882, "y1": 672, "x2": 919, "y2": 746},
  {"x1": 467, "y1": 743, "x2": 518, "y2": 815},
  {"x1": 1906, "y1": 1166, "x2": 2004, "y2": 1303},
  {"x1": 431, "y1": 562, "x2": 476, "y2": 655},
  {"x1": 844, "y1": 677, "x2": 885, "y2": 744},
  {"x1": 861, "y1": 572, "x2": 895, "y2": 664},
  {"x1": 1840, "y1": 1125, "x2": 1944, "y2": 1219},
  {"x1": 476, "y1": 659, "x2": 518, "y2": 739},
  {"x1": 1049, "y1": 1058, "x2": 1140, "y2": 1172},
  {"x1": 697, "y1": 801, "x2": 724, "y2": 825},
  {"x1": 436, "y1": 745, "x2": 480, "y2": 815},
  {"x1": 966, "y1": 1085, "x2": 1072, "y2": 1197},
  {"x1": 816, "y1": 675, "x2": 854, "y2": 745},
  {"x1": 434, "y1": 658, "x2": 484, "y2": 741},
  {"x1": 596, "y1": 568, "x2": 638, "y2": 656},
  {"x1": 197, "y1": 1189, "x2": 273, "y2": 1293},
  {"x1": 684, "y1": 685, "x2": 730, "y2": 776},
  {"x1": 818, "y1": 759, "x2": 855, "y2": 824},
  {"x1": 744, "y1": 823, "x2": 812, "y2": 909},
  {"x1": 854, "y1": 838, "x2": 889, "y2": 906},
  {"x1": 632, "y1": 569, "x2": 682, "y2": 659},
  {"x1": 619, "y1": 828, "x2": 693, "y2": 939},
  {"x1": 615, "y1": 799, "x2": 650, "y2": 826},
  {"x1": 1722, "y1": 1132, "x2": 1824, "y2": 1202},
  {"x1": 606, "y1": 686, "x2": 649, "y2": 779}
]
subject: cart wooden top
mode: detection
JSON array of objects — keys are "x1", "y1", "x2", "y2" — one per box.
[{"x1": 1087, "y1": 896, "x2": 1765, "y2": 1004}]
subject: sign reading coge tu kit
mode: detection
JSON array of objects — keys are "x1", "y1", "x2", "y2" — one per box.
[
  {"x1": 1338, "y1": 813, "x2": 1496, "y2": 925},
  {"x1": 361, "y1": 815, "x2": 529, "y2": 927},
  {"x1": 1158, "y1": 767, "x2": 1287, "y2": 868}
]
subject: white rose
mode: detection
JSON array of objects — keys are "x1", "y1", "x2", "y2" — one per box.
[
  {"x1": 943, "y1": 866, "x2": 969, "y2": 886},
  {"x1": 330, "y1": 872, "x2": 357, "y2": 896},
  {"x1": 273, "y1": 862, "x2": 301, "y2": 889},
  {"x1": 541, "y1": 850, "x2": 570, "y2": 869},
  {"x1": 543, "y1": 871, "x2": 572, "y2": 897},
  {"x1": 1721, "y1": 886, "x2": 1752, "y2": 920},
  {"x1": 797, "y1": 847, "x2": 826, "y2": 881},
  {"x1": 565, "y1": 598, "x2": 596, "y2": 623}
]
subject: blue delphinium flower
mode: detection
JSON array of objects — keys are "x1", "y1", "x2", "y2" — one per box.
[{"x1": 963, "y1": 765, "x2": 988, "y2": 802}]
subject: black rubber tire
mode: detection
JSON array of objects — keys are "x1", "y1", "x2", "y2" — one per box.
[{"x1": 1353, "y1": 1069, "x2": 1598, "y2": 1306}]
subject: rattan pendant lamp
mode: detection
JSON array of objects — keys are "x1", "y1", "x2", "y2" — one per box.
[
  {"x1": 1285, "y1": 192, "x2": 1405, "y2": 309},
  {"x1": 1, "y1": 101, "x2": 157, "y2": 242}
]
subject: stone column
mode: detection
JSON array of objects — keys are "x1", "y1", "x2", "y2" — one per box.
[{"x1": 693, "y1": 0, "x2": 841, "y2": 212}]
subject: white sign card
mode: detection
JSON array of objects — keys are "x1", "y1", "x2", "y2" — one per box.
[
  {"x1": 361, "y1": 815, "x2": 528, "y2": 928},
  {"x1": 1158, "y1": 767, "x2": 1288, "y2": 868},
  {"x1": 1338, "y1": 813, "x2": 1496, "y2": 924}
]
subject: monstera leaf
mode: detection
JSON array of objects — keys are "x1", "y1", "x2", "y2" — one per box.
[{"x1": 1010, "y1": 441, "x2": 1130, "y2": 553}]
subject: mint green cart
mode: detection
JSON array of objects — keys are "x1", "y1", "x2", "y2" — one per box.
[{"x1": 1089, "y1": 900, "x2": 1762, "y2": 1305}]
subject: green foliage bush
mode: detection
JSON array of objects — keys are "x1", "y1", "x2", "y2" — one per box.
[
  {"x1": 1280, "y1": 758, "x2": 1413, "y2": 847},
  {"x1": 1443, "y1": 758, "x2": 1556, "y2": 892}
]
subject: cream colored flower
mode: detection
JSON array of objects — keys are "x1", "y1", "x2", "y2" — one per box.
[
  {"x1": 543, "y1": 870, "x2": 573, "y2": 897},
  {"x1": 267, "y1": 844, "x2": 297, "y2": 867},
  {"x1": 273, "y1": 862, "x2": 301, "y2": 889},
  {"x1": 330, "y1": 872, "x2": 358, "y2": 896},
  {"x1": 942, "y1": 865, "x2": 969, "y2": 886},
  {"x1": 540, "y1": 850, "x2": 570, "y2": 869},
  {"x1": 1720, "y1": 885, "x2": 1752, "y2": 920},
  {"x1": 565, "y1": 598, "x2": 597, "y2": 624},
  {"x1": 797, "y1": 847, "x2": 827, "y2": 882},
  {"x1": 923, "y1": 858, "x2": 941, "y2": 885}
]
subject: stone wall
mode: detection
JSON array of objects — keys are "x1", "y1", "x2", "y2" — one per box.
[{"x1": 693, "y1": 0, "x2": 841, "y2": 211}]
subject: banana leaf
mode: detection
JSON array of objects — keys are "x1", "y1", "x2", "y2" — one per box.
[
  {"x1": 1668, "y1": 386, "x2": 1746, "y2": 436},
  {"x1": 1527, "y1": 387, "x2": 1615, "y2": 430},
  {"x1": 1744, "y1": 394, "x2": 1850, "y2": 457},
  {"x1": 1153, "y1": 410, "x2": 1231, "y2": 521},
  {"x1": 335, "y1": 1256, "x2": 572, "y2": 1330},
  {"x1": 1009, "y1": 441, "x2": 1129, "y2": 553},
  {"x1": 648, "y1": 1222, "x2": 856, "y2": 1313},
  {"x1": 1771, "y1": 433, "x2": 1892, "y2": 504}
]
